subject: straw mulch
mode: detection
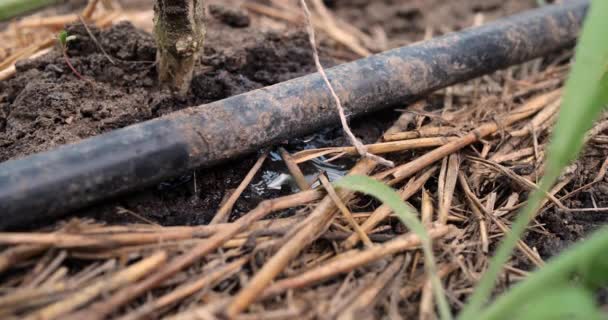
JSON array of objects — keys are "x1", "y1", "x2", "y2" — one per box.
[{"x1": 1, "y1": 1, "x2": 605, "y2": 319}]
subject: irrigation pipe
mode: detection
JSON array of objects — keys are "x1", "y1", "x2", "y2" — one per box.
[{"x1": 0, "y1": 0, "x2": 588, "y2": 229}]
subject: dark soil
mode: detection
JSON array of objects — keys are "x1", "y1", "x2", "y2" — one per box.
[
  {"x1": 1, "y1": 16, "x2": 324, "y2": 161},
  {"x1": 527, "y1": 148, "x2": 608, "y2": 260},
  {"x1": 0, "y1": 8, "x2": 331, "y2": 226},
  {"x1": 0, "y1": 1, "x2": 391, "y2": 227},
  {"x1": 3, "y1": 0, "x2": 604, "y2": 255}
]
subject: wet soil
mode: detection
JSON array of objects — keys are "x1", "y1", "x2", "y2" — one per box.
[{"x1": 3, "y1": 0, "x2": 604, "y2": 257}]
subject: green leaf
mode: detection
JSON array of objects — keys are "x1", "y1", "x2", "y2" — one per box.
[
  {"x1": 474, "y1": 227, "x2": 608, "y2": 320},
  {"x1": 58, "y1": 30, "x2": 68, "y2": 47},
  {"x1": 334, "y1": 175, "x2": 452, "y2": 320},
  {"x1": 544, "y1": 0, "x2": 608, "y2": 180},
  {"x1": 517, "y1": 286, "x2": 602, "y2": 320},
  {"x1": 577, "y1": 247, "x2": 608, "y2": 290},
  {"x1": 335, "y1": 175, "x2": 427, "y2": 241}
]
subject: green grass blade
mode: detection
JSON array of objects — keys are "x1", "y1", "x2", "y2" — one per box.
[
  {"x1": 460, "y1": 0, "x2": 608, "y2": 318},
  {"x1": 0, "y1": 0, "x2": 56, "y2": 21},
  {"x1": 476, "y1": 227, "x2": 608, "y2": 320},
  {"x1": 544, "y1": 1, "x2": 608, "y2": 179},
  {"x1": 335, "y1": 175, "x2": 452, "y2": 320},
  {"x1": 518, "y1": 286, "x2": 601, "y2": 320},
  {"x1": 335, "y1": 176, "x2": 428, "y2": 239}
]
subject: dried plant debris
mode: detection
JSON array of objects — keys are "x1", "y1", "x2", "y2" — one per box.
[{"x1": 1, "y1": 0, "x2": 608, "y2": 319}]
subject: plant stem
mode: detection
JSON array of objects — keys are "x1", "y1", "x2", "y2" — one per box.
[
  {"x1": 62, "y1": 49, "x2": 86, "y2": 81},
  {"x1": 0, "y1": 0, "x2": 56, "y2": 21},
  {"x1": 153, "y1": 0, "x2": 206, "y2": 94}
]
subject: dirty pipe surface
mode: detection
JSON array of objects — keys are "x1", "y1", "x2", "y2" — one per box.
[{"x1": 0, "y1": 1, "x2": 588, "y2": 229}]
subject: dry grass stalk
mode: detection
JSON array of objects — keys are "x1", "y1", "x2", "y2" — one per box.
[
  {"x1": 493, "y1": 219, "x2": 544, "y2": 267},
  {"x1": 26, "y1": 250, "x2": 67, "y2": 288},
  {"x1": 0, "y1": 244, "x2": 47, "y2": 274},
  {"x1": 400, "y1": 263, "x2": 459, "y2": 299},
  {"x1": 119, "y1": 258, "x2": 247, "y2": 320},
  {"x1": 0, "y1": 209, "x2": 313, "y2": 249},
  {"x1": 419, "y1": 279, "x2": 434, "y2": 320},
  {"x1": 279, "y1": 148, "x2": 310, "y2": 191},
  {"x1": 467, "y1": 157, "x2": 567, "y2": 210},
  {"x1": 458, "y1": 172, "x2": 490, "y2": 253},
  {"x1": 421, "y1": 189, "x2": 434, "y2": 225},
  {"x1": 498, "y1": 176, "x2": 568, "y2": 216},
  {"x1": 83, "y1": 0, "x2": 101, "y2": 19},
  {"x1": 68, "y1": 236, "x2": 275, "y2": 260},
  {"x1": 0, "y1": 37, "x2": 54, "y2": 71},
  {"x1": 29, "y1": 251, "x2": 167, "y2": 320},
  {"x1": 492, "y1": 147, "x2": 537, "y2": 164},
  {"x1": 0, "y1": 282, "x2": 70, "y2": 311},
  {"x1": 547, "y1": 158, "x2": 608, "y2": 210},
  {"x1": 509, "y1": 98, "x2": 561, "y2": 137},
  {"x1": 438, "y1": 154, "x2": 460, "y2": 224},
  {"x1": 293, "y1": 137, "x2": 456, "y2": 164},
  {"x1": 70, "y1": 259, "x2": 117, "y2": 286},
  {"x1": 263, "y1": 226, "x2": 451, "y2": 297},
  {"x1": 343, "y1": 167, "x2": 437, "y2": 249},
  {"x1": 319, "y1": 174, "x2": 373, "y2": 248},
  {"x1": 309, "y1": 0, "x2": 370, "y2": 57},
  {"x1": 420, "y1": 184, "x2": 439, "y2": 320},
  {"x1": 586, "y1": 119, "x2": 608, "y2": 139},
  {"x1": 225, "y1": 110, "x2": 415, "y2": 317},
  {"x1": 226, "y1": 159, "x2": 376, "y2": 317},
  {"x1": 459, "y1": 173, "x2": 544, "y2": 267},
  {"x1": 337, "y1": 255, "x2": 406, "y2": 320},
  {"x1": 94, "y1": 11, "x2": 122, "y2": 28},
  {"x1": 68, "y1": 190, "x2": 323, "y2": 320},
  {"x1": 241, "y1": 2, "x2": 301, "y2": 24},
  {"x1": 383, "y1": 126, "x2": 459, "y2": 142},
  {"x1": 164, "y1": 297, "x2": 231, "y2": 320},
  {"x1": 211, "y1": 152, "x2": 268, "y2": 224},
  {"x1": 16, "y1": 14, "x2": 79, "y2": 29},
  {"x1": 383, "y1": 90, "x2": 562, "y2": 181},
  {"x1": 242, "y1": 0, "x2": 372, "y2": 57}
]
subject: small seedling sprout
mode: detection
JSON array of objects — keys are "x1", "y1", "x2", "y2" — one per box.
[{"x1": 57, "y1": 30, "x2": 85, "y2": 81}]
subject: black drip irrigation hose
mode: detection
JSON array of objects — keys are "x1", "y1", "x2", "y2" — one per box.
[{"x1": 0, "y1": 1, "x2": 588, "y2": 229}]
